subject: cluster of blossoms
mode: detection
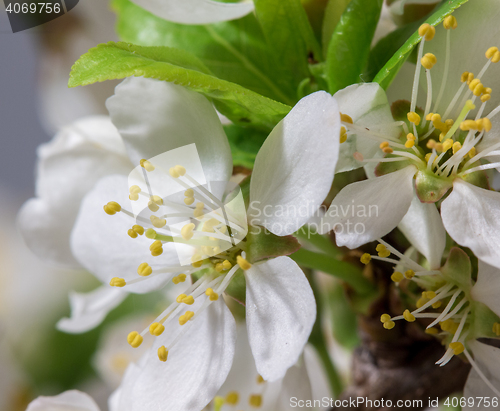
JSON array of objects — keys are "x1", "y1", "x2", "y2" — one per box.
[{"x1": 17, "y1": 0, "x2": 500, "y2": 409}]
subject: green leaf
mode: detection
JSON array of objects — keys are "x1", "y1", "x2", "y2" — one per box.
[
  {"x1": 69, "y1": 42, "x2": 291, "y2": 130},
  {"x1": 244, "y1": 225, "x2": 301, "y2": 264},
  {"x1": 326, "y1": 0, "x2": 383, "y2": 94},
  {"x1": 112, "y1": 0, "x2": 295, "y2": 105},
  {"x1": 373, "y1": 0, "x2": 469, "y2": 90},
  {"x1": 321, "y1": 0, "x2": 350, "y2": 56},
  {"x1": 328, "y1": 283, "x2": 360, "y2": 349},
  {"x1": 253, "y1": 0, "x2": 322, "y2": 85},
  {"x1": 224, "y1": 125, "x2": 267, "y2": 169}
]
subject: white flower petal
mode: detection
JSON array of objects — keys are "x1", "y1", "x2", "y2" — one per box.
[
  {"x1": 276, "y1": 358, "x2": 313, "y2": 411},
  {"x1": 245, "y1": 257, "x2": 316, "y2": 382},
  {"x1": 321, "y1": 166, "x2": 417, "y2": 248},
  {"x1": 249, "y1": 91, "x2": 340, "y2": 236},
  {"x1": 106, "y1": 77, "x2": 232, "y2": 183},
  {"x1": 118, "y1": 299, "x2": 236, "y2": 411},
  {"x1": 130, "y1": 0, "x2": 254, "y2": 24},
  {"x1": 18, "y1": 116, "x2": 131, "y2": 267},
  {"x1": 441, "y1": 179, "x2": 500, "y2": 269},
  {"x1": 334, "y1": 83, "x2": 400, "y2": 173},
  {"x1": 70, "y1": 174, "x2": 183, "y2": 293},
  {"x1": 464, "y1": 341, "x2": 500, "y2": 407},
  {"x1": 26, "y1": 390, "x2": 100, "y2": 411},
  {"x1": 398, "y1": 195, "x2": 445, "y2": 269},
  {"x1": 471, "y1": 260, "x2": 500, "y2": 318},
  {"x1": 56, "y1": 286, "x2": 127, "y2": 334}
]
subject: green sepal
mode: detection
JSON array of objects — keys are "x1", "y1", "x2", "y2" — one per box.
[
  {"x1": 469, "y1": 301, "x2": 500, "y2": 340},
  {"x1": 415, "y1": 170, "x2": 453, "y2": 203},
  {"x1": 374, "y1": 156, "x2": 412, "y2": 176},
  {"x1": 68, "y1": 42, "x2": 291, "y2": 130},
  {"x1": 440, "y1": 247, "x2": 472, "y2": 292},
  {"x1": 461, "y1": 169, "x2": 490, "y2": 191},
  {"x1": 244, "y1": 225, "x2": 301, "y2": 264},
  {"x1": 224, "y1": 268, "x2": 247, "y2": 305}
]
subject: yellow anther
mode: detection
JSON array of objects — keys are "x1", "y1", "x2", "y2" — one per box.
[
  {"x1": 225, "y1": 392, "x2": 239, "y2": 405},
  {"x1": 127, "y1": 331, "x2": 143, "y2": 348},
  {"x1": 140, "y1": 159, "x2": 155, "y2": 172},
  {"x1": 169, "y1": 167, "x2": 180, "y2": 178},
  {"x1": 449, "y1": 342, "x2": 465, "y2": 355},
  {"x1": 110, "y1": 277, "x2": 126, "y2": 287},
  {"x1": 137, "y1": 262, "x2": 153, "y2": 277},
  {"x1": 382, "y1": 147, "x2": 394, "y2": 154},
  {"x1": 481, "y1": 93, "x2": 492, "y2": 102},
  {"x1": 340, "y1": 113, "x2": 353, "y2": 124},
  {"x1": 404, "y1": 270, "x2": 415, "y2": 279},
  {"x1": 376, "y1": 244, "x2": 390, "y2": 258},
  {"x1": 150, "y1": 215, "x2": 167, "y2": 228},
  {"x1": 145, "y1": 228, "x2": 157, "y2": 239},
  {"x1": 383, "y1": 321, "x2": 395, "y2": 330},
  {"x1": 150, "y1": 240, "x2": 163, "y2": 257},
  {"x1": 380, "y1": 314, "x2": 392, "y2": 323},
  {"x1": 425, "y1": 327, "x2": 439, "y2": 335},
  {"x1": 215, "y1": 263, "x2": 224, "y2": 272},
  {"x1": 426, "y1": 139, "x2": 436, "y2": 149},
  {"x1": 174, "y1": 165, "x2": 186, "y2": 176},
  {"x1": 407, "y1": 133, "x2": 416, "y2": 141},
  {"x1": 340, "y1": 126, "x2": 347, "y2": 144},
  {"x1": 128, "y1": 229, "x2": 138, "y2": 238},
  {"x1": 176, "y1": 293, "x2": 187, "y2": 303},
  {"x1": 181, "y1": 223, "x2": 195, "y2": 240},
  {"x1": 178, "y1": 311, "x2": 194, "y2": 326},
  {"x1": 129, "y1": 193, "x2": 138, "y2": 201},
  {"x1": 192, "y1": 260, "x2": 203, "y2": 268},
  {"x1": 222, "y1": 260, "x2": 232, "y2": 270},
  {"x1": 129, "y1": 185, "x2": 141, "y2": 201},
  {"x1": 248, "y1": 394, "x2": 262, "y2": 408},
  {"x1": 460, "y1": 119, "x2": 478, "y2": 131},
  {"x1": 416, "y1": 298, "x2": 428, "y2": 309},
  {"x1": 158, "y1": 346, "x2": 168, "y2": 362},
  {"x1": 485, "y1": 87, "x2": 492, "y2": 94},
  {"x1": 469, "y1": 78, "x2": 481, "y2": 91},
  {"x1": 103, "y1": 201, "x2": 121, "y2": 215},
  {"x1": 486, "y1": 47, "x2": 500, "y2": 62},
  {"x1": 467, "y1": 73, "x2": 475, "y2": 85},
  {"x1": 418, "y1": 23, "x2": 435, "y2": 40},
  {"x1": 452, "y1": 141, "x2": 462, "y2": 154},
  {"x1": 405, "y1": 140, "x2": 415, "y2": 148},
  {"x1": 440, "y1": 319, "x2": 457, "y2": 332},
  {"x1": 148, "y1": 195, "x2": 163, "y2": 212},
  {"x1": 360, "y1": 253, "x2": 371, "y2": 265},
  {"x1": 434, "y1": 143, "x2": 444, "y2": 152},
  {"x1": 473, "y1": 83, "x2": 485, "y2": 96},
  {"x1": 483, "y1": 117, "x2": 493, "y2": 132},
  {"x1": 432, "y1": 301, "x2": 442, "y2": 309},
  {"x1": 424, "y1": 153, "x2": 432, "y2": 163},
  {"x1": 205, "y1": 288, "x2": 219, "y2": 301},
  {"x1": 442, "y1": 139, "x2": 453, "y2": 152},
  {"x1": 391, "y1": 271, "x2": 404, "y2": 283},
  {"x1": 193, "y1": 208, "x2": 205, "y2": 218},
  {"x1": 461, "y1": 72, "x2": 469, "y2": 83},
  {"x1": 236, "y1": 255, "x2": 252, "y2": 270},
  {"x1": 256, "y1": 375, "x2": 265, "y2": 384},
  {"x1": 421, "y1": 53, "x2": 437, "y2": 70},
  {"x1": 379, "y1": 141, "x2": 389, "y2": 149},
  {"x1": 182, "y1": 295, "x2": 195, "y2": 305},
  {"x1": 184, "y1": 197, "x2": 195, "y2": 206},
  {"x1": 468, "y1": 147, "x2": 477, "y2": 158},
  {"x1": 132, "y1": 225, "x2": 144, "y2": 235},
  {"x1": 172, "y1": 274, "x2": 186, "y2": 284},
  {"x1": 185, "y1": 188, "x2": 194, "y2": 197},
  {"x1": 443, "y1": 15, "x2": 457, "y2": 30},
  {"x1": 423, "y1": 291, "x2": 436, "y2": 299},
  {"x1": 445, "y1": 119, "x2": 454, "y2": 127},
  {"x1": 407, "y1": 111, "x2": 421, "y2": 125},
  {"x1": 149, "y1": 322, "x2": 165, "y2": 336},
  {"x1": 493, "y1": 322, "x2": 500, "y2": 336},
  {"x1": 403, "y1": 309, "x2": 416, "y2": 322}
]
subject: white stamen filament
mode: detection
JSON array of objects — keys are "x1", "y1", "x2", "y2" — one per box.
[{"x1": 427, "y1": 289, "x2": 462, "y2": 329}]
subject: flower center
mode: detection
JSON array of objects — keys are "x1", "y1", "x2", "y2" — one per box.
[{"x1": 104, "y1": 155, "x2": 251, "y2": 362}]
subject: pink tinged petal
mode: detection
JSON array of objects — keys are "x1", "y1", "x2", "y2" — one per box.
[
  {"x1": 249, "y1": 91, "x2": 340, "y2": 236},
  {"x1": 320, "y1": 165, "x2": 417, "y2": 248},
  {"x1": 471, "y1": 261, "x2": 500, "y2": 318},
  {"x1": 334, "y1": 83, "x2": 400, "y2": 173},
  {"x1": 441, "y1": 179, "x2": 500, "y2": 269},
  {"x1": 398, "y1": 195, "x2": 446, "y2": 269},
  {"x1": 70, "y1": 175, "x2": 182, "y2": 294},
  {"x1": 26, "y1": 390, "x2": 100, "y2": 411},
  {"x1": 118, "y1": 299, "x2": 236, "y2": 411},
  {"x1": 464, "y1": 341, "x2": 500, "y2": 407},
  {"x1": 106, "y1": 77, "x2": 232, "y2": 183},
  {"x1": 18, "y1": 116, "x2": 132, "y2": 267},
  {"x1": 245, "y1": 257, "x2": 316, "y2": 382},
  {"x1": 56, "y1": 286, "x2": 127, "y2": 334},
  {"x1": 130, "y1": 0, "x2": 254, "y2": 24}
]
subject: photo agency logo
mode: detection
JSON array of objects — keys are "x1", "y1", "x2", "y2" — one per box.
[{"x1": 4, "y1": 0, "x2": 79, "y2": 33}]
